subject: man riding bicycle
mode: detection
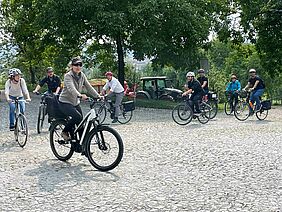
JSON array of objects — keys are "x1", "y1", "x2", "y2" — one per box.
[
  {"x1": 33, "y1": 67, "x2": 61, "y2": 95},
  {"x1": 4, "y1": 68, "x2": 31, "y2": 131},
  {"x1": 226, "y1": 74, "x2": 241, "y2": 112},
  {"x1": 197, "y1": 69, "x2": 209, "y2": 95},
  {"x1": 244, "y1": 69, "x2": 265, "y2": 112},
  {"x1": 102, "y1": 72, "x2": 124, "y2": 123},
  {"x1": 182, "y1": 71, "x2": 204, "y2": 115}
]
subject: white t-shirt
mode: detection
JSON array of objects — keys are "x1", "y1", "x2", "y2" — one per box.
[
  {"x1": 103, "y1": 77, "x2": 124, "y2": 93},
  {"x1": 5, "y1": 78, "x2": 29, "y2": 97}
]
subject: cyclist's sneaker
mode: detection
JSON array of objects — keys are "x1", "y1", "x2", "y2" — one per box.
[
  {"x1": 249, "y1": 110, "x2": 255, "y2": 116},
  {"x1": 193, "y1": 112, "x2": 201, "y2": 117},
  {"x1": 9, "y1": 126, "x2": 15, "y2": 131},
  {"x1": 112, "y1": 118, "x2": 118, "y2": 123},
  {"x1": 110, "y1": 113, "x2": 115, "y2": 119},
  {"x1": 61, "y1": 131, "x2": 71, "y2": 141}
]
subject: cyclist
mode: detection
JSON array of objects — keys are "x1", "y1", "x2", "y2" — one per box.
[
  {"x1": 244, "y1": 69, "x2": 265, "y2": 112},
  {"x1": 33, "y1": 67, "x2": 61, "y2": 95},
  {"x1": 182, "y1": 71, "x2": 204, "y2": 115},
  {"x1": 58, "y1": 57, "x2": 101, "y2": 141},
  {"x1": 102, "y1": 72, "x2": 124, "y2": 123},
  {"x1": 226, "y1": 74, "x2": 241, "y2": 112},
  {"x1": 4, "y1": 68, "x2": 31, "y2": 131},
  {"x1": 197, "y1": 69, "x2": 209, "y2": 95}
]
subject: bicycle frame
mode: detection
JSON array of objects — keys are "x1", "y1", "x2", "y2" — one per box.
[{"x1": 73, "y1": 106, "x2": 99, "y2": 145}]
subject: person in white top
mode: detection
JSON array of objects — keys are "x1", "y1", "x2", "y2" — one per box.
[
  {"x1": 5, "y1": 68, "x2": 31, "y2": 131},
  {"x1": 102, "y1": 72, "x2": 124, "y2": 123}
]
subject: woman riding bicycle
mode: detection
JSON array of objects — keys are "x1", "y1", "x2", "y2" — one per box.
[
  {"x1": 243, "y1": 69, "x2": 265, "y2": 112},
  {"x1": 58, "y1": 57, "x2": 101, "y2": 141},
  {"x1": 4, "y1": 68, "x2": 31, "y2": 131},
  {"x1": 182, "y1": 71, "x2": 204, "y2": 116},
  {"x1": 225, "y1": 74, "x2": 241, "y2": 112}
]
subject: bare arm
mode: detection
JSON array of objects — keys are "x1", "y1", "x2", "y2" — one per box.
[
  {"x1": 202, "y1": 81, "x2": 207, "y2": 88},
  {"x1": 33, "y1": 85, "x2": 41, "y2": 93}
]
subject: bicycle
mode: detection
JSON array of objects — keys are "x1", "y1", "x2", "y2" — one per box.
[
  {"x1": 234, "y1": 90, "x2": 271, "y2": 121},
  {"x1": 11, "y1": 98, "x2": 29, "y2": 147},
  {"x1": 172, "y1": 95, "x2": 211, "y2": 125},
  {"x1": 49, "y1": 97, "x2": 124, "y2": 171},
  {"x1": 36, "y1": 92, "x2": 53, "y2": 134},
  {"x1": 92, "y1": 97, "x2": 135, "y2": 124},
  {"x1": 224, "y1": 91, "x2": 242, "y2": 115}
]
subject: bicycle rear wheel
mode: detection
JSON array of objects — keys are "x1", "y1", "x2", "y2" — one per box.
[
  {"x1": 37, "y1": 105, "x2": 45, "y2": 134},
  {"x1": 256, "y1": 109, "x2": 268, "y2": 120},
  {"x1": 117, "y1": 105, "x2": 133, "y2": 124},
  {"x1": 172, "y1": 104, "x2": 193, "y2": 125},
  {"x1": 197, "y1": 102, "x2": 211, "y2": 124},
  {"x1": 15, "y1": 114, "x2": 28, "y2": 148},
  {"x1": 207, "y1": 100, "x2": 218, "y2": 119},
  {"x1": 50, "y1": 119, "x2": 74, "y2": 161},
  {"x1": 86, "y1": 125, "x2": 124, "y2": 171},
  {"x1": 234, "y1": 101, "x2": 250, "y2": 121}
]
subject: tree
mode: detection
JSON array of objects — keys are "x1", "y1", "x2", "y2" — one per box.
[
  {"x1": 236, "y1": 0, "x2": 282, "y2": 75},
  {"x1": 1, "y1": 0, "x2": 231, "y2": 85}
]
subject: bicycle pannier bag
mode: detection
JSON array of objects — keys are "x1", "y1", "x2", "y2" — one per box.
[
  {"x1": 123, "y1": 101, "x2": 135, "y2": 112},
  {"x1": 45, "y1": 95, "x2": 64, "y2": 118},
  {"x1": 261, "y1": 100, "x2": 271, "y2": 110}
]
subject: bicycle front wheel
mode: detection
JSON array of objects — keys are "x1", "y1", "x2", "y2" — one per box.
[
  {"x1": 234, "y1": 101, "x2": 250, "y2": 121},
  {"x1": 93, "y1": 103, "x2": 107, "y2": 124},
  {"x1": 50, "y1": 119, "x2": 74, "y2": 161},
  {"x1": 15, "y1": 114, "x2": 28, "y2": 148},
  {"x1": 224, "y1": 101, "x2": 233, "y2": 115},
  {"x1": 256, "y1": 109, "x2": 268, "y2": 120},
  {"x1": 197, "y1": 102, "x2": 211, "y2": 124},
  {"x1": 86, "y1": 125, "x2": 124, "y2": 171},
  {"x1": 37, "y1": 105, "x2": 45, "y2": 134},
  {"x1": 172, "y1": 104, "x2": 193, "y2": 125}
]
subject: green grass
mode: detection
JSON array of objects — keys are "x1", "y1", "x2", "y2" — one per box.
[{"x1": 135, "y1": 99, "x2": 178, "y2": 109}]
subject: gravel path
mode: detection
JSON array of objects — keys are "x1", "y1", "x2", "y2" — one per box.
[{"x1": 0, "y1": 95, "x2": 281, "y2": 211}]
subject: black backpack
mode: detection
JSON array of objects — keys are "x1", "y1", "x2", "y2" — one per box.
[{"x1": 45, "y1": 95, "x2": 65, "y2": 119}]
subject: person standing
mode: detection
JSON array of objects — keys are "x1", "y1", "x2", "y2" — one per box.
[
  {"x1": 5, "y1": 68, "x2": 31, "y2": 131},
  {"x1": 102, "y1": 72, "x2": 124, "y2": 123}
]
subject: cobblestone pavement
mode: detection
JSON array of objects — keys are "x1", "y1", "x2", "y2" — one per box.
[{"x1": 0, "y1": 95, "x2": 281, "y2": 211}]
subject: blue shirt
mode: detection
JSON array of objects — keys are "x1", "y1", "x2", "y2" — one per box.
[{"x1": 226, "y1": 80, "x2": 241, "y2": 92}]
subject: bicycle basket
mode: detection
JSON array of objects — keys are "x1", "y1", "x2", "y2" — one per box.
[
  {"x1": 45, "y1": 95, "x2": 65, "y2": 119},
  {"x1": 123, "y1": 101, "x2": 135, "y2": 112},
  {"x1": 261, "y1": 100, "x2": 271, "y2": 110},
  {"x1": 239, "y1": 90, "x2": 248, "y2": 98}
]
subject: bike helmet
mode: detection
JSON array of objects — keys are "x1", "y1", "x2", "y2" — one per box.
[
  {"x1": 105, "y1": 71, "x2": 113, "y2": 77},
  {"x1": 8, "y1": 68, "x2": 22, "y2": 77},
  {"x1": 198, "y1": 69, "x2": 205, "y2": 74},
  {"x1": 249, "y1": 68, "x2": 256, "y2": 73},
  {"x1": 186, "y1": 71, "x2": 195, "y2": 77}
]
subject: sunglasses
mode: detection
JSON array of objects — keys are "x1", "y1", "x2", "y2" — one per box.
[
  {"x1": 249, "y1": 71, "x2": 256, "y2": 74},
  {"x1": 72, "y1": 62, "x2": 82, "y2": 67}
]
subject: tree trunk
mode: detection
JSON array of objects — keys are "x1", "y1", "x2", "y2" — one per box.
[
  {"x1": 116, "y1": 33, "x2": 125, "y2": 87},
  {"x1": 29, "y1": 63, "x2": 36, "y2": 84}
]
